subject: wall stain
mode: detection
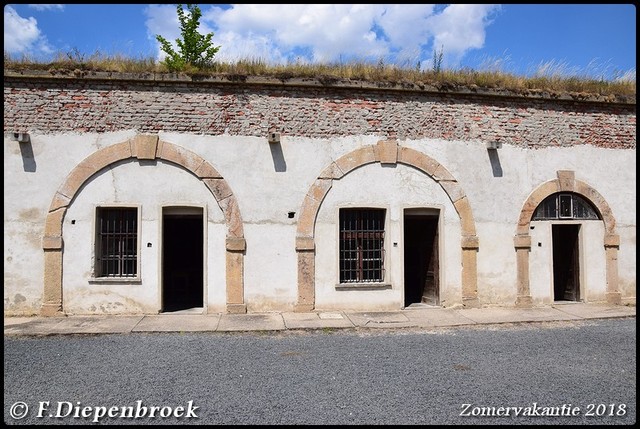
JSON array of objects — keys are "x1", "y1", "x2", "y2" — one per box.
[{"x1": 18, "y1": 208, "x2": 42, "y2": 221}]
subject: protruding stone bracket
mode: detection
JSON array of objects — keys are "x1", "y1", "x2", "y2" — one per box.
[
  {"x1": 514, "y1": 234, "x2": 532, "y2": 249},
  {"x1": 296, "y1": 236, "x2": 315, "y2": 251},
  {"x1": 226, "y1": 237, "x2": 246, "y2": 252},
  {"x1": 461, "y1": 235, "x2": 479, "y2": 250},
  {"x1": 604, "y1": 234, "x2": 620, "y2": 248}
]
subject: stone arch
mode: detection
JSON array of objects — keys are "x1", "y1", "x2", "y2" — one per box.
[
  {"x1": 294, "y1": 139, "x2": 479, "y2": 311},
  {"x1": 514, "y1": 170, "x2": 620, "y2": 306},
  {"x1": 40, "y1": 135, "x2": 246, "y2": 316}
]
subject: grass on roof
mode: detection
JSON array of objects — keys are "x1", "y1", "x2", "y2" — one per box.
[{"x1": 4, "y1": 50, "x2": 636, "y2": 97}]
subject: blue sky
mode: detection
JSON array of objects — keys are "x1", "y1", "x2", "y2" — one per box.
[{"x1": 4, "y1": 4, "x2": 636, "y2": 80}]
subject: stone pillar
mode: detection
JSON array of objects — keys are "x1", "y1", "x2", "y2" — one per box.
[
  {"x1": 514, "y1": 234, "x2": 533, "y2": 307},
  {"x1": 295, "y1": 237, "x2": 315, "y2": 312},
  {"x1": 604, "y1": 234, "x2": 622, "y2": 305},
  {"x1": 461, "y1": 235, "x2": 480, "y2": 308},
  {"x1": 40, "y1": 236, "x2": 64, "y2": 316},
  {"x1": 225, "y1": 237, "x2": 246, "y2": 313}
]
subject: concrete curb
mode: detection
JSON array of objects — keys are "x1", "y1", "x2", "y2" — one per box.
[{"x1": 4, "y1": 303, "x2": 636, "y2": 336}]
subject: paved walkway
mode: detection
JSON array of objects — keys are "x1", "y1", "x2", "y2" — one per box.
[{"x1": 4, "y1": 302, "x2": 635, "y2": 336}]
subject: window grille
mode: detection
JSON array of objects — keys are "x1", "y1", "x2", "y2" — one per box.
[
  {"x1": 96, "y1": 207, "x2": 138, "y2": 277},
  {"x1": 339, "y1": 208, "x2": 385, "y2": 283},
  {"x1": 532, "y1": 193, "x2": 600, "y2": 221}
]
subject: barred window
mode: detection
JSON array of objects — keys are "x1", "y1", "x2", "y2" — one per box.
[
  {"x1": 339, "y1": 208, "x2": 385, "y2": 283},
  {"x1": 96, "y1": 207, "x2": 138, "y2": 277},
  {"x1": 532, "y1": 193, "x2": 600, "y2": 221}
]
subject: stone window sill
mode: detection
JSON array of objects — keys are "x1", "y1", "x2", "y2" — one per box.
[
  {"x1": 89, "y1": 277, "x2": 142, "y2": 285},
  {"x1": 335, "y1": 283, "x2": 392, "y2": 291}
]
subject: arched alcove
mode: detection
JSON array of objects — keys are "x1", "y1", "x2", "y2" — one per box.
[
  {"x1": 41, "y1": 135, "x2": 247, "y2": 315},
  {"x1": 514, "y1": 170, "x2": 620, "y2": 306},
  {"x1": 294, "y1": 139, "x2": 479, "y2": 311}
]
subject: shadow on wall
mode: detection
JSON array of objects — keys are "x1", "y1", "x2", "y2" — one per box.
[
  {"x1": 488, "y1": 149, "x2": 502, "y2": 177},
  {"x1": 19, "y1": 139, "x2": 37, "y2": 173},
  {"x1": 269, "y1": 141, "x2": 287, "y2": 172}
]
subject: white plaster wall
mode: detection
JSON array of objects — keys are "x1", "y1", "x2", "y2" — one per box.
[
  {"x1": 314, "y1": 163, "x2": 461, "y2": 310},
  {"x1": 3, "y1": 220, "x2": 42, "y2": 313},
  {"x1": 62, "y1": 160, "x2": 226, "y2": 314},
  {"x1": 580, "y1": 222, "x2": 608, "y2": 302},
  {"x1": 3, "y1": 131, "x2": 636, "y2": 315},
  {"x1": 529, "y1": 221, "x2": 553, "y2": 303},
  {"x1": 4, "y1": 131, "x2": 136, "y2": 314},
  {"x1": 243, "y1": 223, "x2": 297, "y2": 311},
  {"x1": 475, "y1": 222, "x2": 519, "y2": 304},
  {"x1": 618, "y1": 225, "x2": 637, "y2": 302}
]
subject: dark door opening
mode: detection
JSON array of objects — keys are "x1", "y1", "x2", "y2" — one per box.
[
  {"x1": 404, "y1": 210, "x2": 439, "y2": 306},
  {"x1": 552, "y1": 224, "x2": 580, "y2": 302},
  {"x1": 162, "y1": 212, "x2": 203, "y2": 312}
]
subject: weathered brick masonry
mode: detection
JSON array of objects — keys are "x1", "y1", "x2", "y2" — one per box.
[{"x1": 4, "y1": 72, "x2": 636, "y2": 149}]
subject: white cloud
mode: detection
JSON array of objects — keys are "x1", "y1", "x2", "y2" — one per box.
[
  {"x1": 145, "y1": 4, "x2": 501, "y2": 68},
  {"x1": 28, "y1": 4, "x2": 64, "y2": 11},
  {"x1": 4, "y1": 5, "x2": 54, "y2": 56},
  {"x1": 205, "y1": 4, "x2": 390, "y2": 64},
  {"x1": 144, "y1": 4, "x2": 180, "y2": 60},
  {"x1": 424, "y1": 4, "x2": 501, "y2": 68}
]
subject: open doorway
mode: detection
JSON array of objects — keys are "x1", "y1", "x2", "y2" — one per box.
[
  {"x1": 552, "y1": 224, "x2": 580, "y2": 302},
  {"x1": 404, "y1": 209, "x2": 440, "y2": 307},
  {"x1": 162, "y1": 207, "x2": 203, "y2": 312}
]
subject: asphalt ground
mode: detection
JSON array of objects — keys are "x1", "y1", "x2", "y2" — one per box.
[{"x1": 4, "y1": 317, "x2": 636, "y2": 425}]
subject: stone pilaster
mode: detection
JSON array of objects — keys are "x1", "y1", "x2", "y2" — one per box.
[
  {"x1": 514, "y1": 234, "x2": 533, "y2": 307},
  {"x1": 225, "y1": 238, "x2": 246, "y2": 313},
  {"x1": 295, "y1": 237, "x2": 315, "y2": 312},
  {"x1": 604, "y1": 234, "x2": 621, "y2": 305},
  {"x1": 461, "y1": 235, "x2": 480, "y2": 308}
]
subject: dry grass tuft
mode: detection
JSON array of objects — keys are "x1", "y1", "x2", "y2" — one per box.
[{"x1": 4, "y1": 51, "x2": 636, "y2": 97}]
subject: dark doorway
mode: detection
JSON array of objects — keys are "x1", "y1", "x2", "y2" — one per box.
[
  {"x1": 162, "y1": 210, "x2": 203, "y2": 312},
  {"x1": 404, "y1": 209, "x2": 440, "y2": 306},
  {"x1": 552, "y1": 224, "x2": 580, "y2": 302}
]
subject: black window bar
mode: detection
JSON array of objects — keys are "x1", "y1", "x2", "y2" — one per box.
[
  {"x1": 97, "y1": 207, "x2": 138, "y2": 277},
  {"x1": 339, "y1": 209, "x2": 385, "y2": 283},
  {"x1": 532, "y1": 193, "x2": 600, "y2": 221}
]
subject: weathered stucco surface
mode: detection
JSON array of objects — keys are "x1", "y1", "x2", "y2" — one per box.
[{"x1": 3, "y1": 73, "x2": 636, "y2": 314}]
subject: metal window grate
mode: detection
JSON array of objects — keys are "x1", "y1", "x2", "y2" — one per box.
[
  {"x1": 532, "y1": 193, "x2": 600, "y2": 221},
  {"x1": 97, "y1": 207, "x2": 138, "y2": 277},
  {"x1": 339, "y1": 209, "x2": 385, "y2": 283}
]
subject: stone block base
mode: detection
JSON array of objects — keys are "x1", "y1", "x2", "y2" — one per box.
[{"x1": 226, "y1": 304, "x2": 247, "y2": 314}]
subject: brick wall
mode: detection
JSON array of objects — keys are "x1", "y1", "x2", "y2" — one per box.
[{"x1": 3, "y1": 74, "x2": 636, "y2": 149}]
